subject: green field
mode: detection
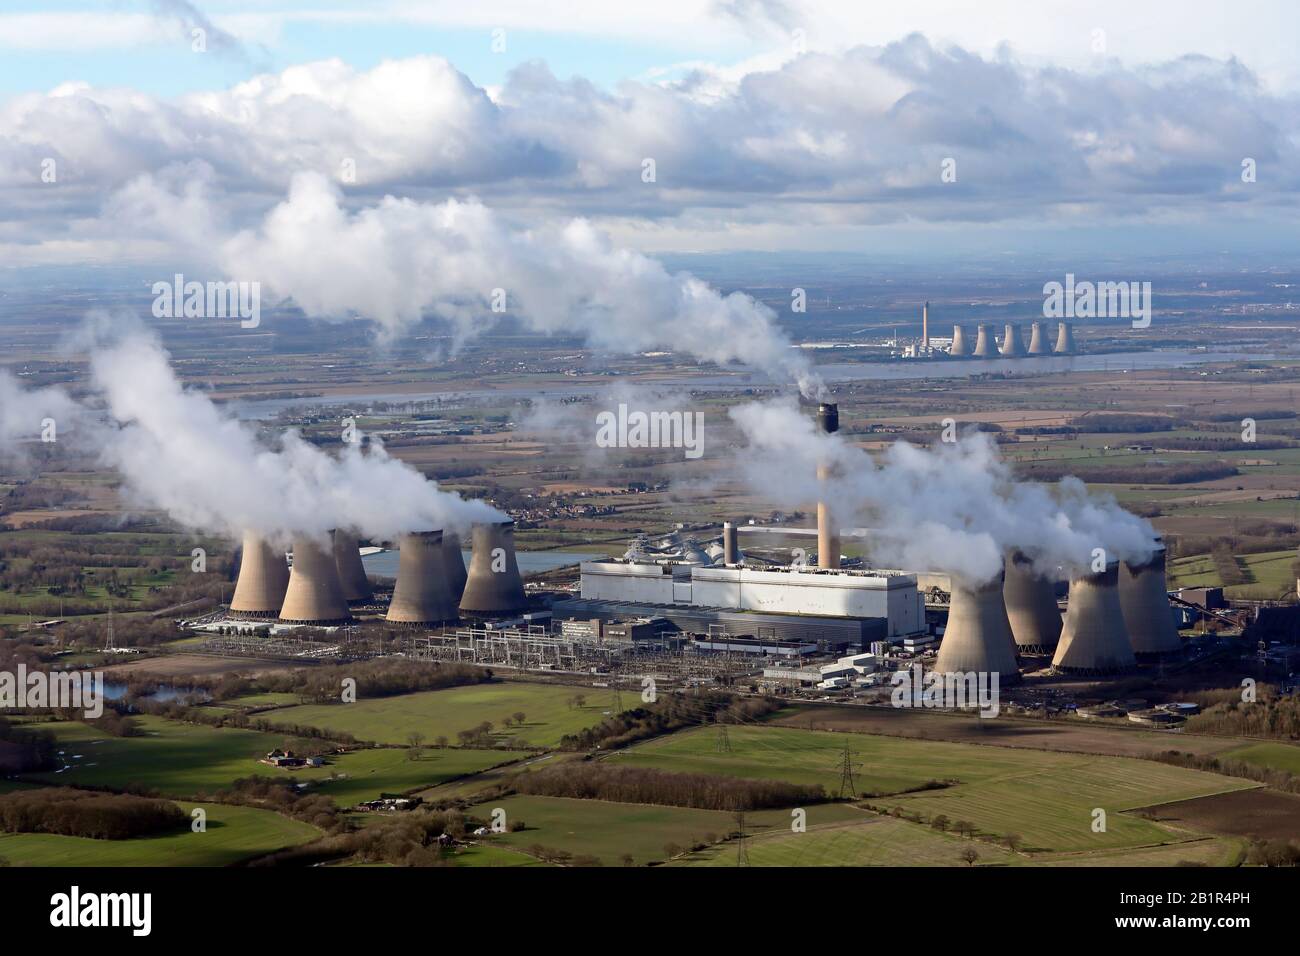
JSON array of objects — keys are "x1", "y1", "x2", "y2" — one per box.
[
  {"x1": 20, "y1": 717, "x2": 530, "y2": 805},
  {"x1": 618, "y1": 726, "x2": 1254, "y2": 852},
  {"x1": 466, "y1": 794, "x2": 866, "y2": 866},
  {"x1": 265, "y1": 682, "x2": 623, "y2": 749},
  {"x1": 1222, "y1": 741, "x2": 1300, "y2": 774},
  {"x1": 0, "y1": 801, "x2": 318, "y2": 866},
  {"x1": 1170, "y1": 549, "x2": 1296, "y2": 599},
  {"x1": 675, "y1": 815, "x2": 1016, "y2": 867}
]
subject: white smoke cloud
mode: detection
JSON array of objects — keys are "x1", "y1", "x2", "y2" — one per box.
[
  {"x1": 0, "y1": 370, "x2": 85, "y2": 463},
  {"x1": 68, "y1": 312, "x2": 502, "y2": 543},
  {"x1": 727, "y1": 397, "x2": 1157, "y2": 582},
  {"x1": 217, "y1": 172, "x2": 822, "y2": 396}
]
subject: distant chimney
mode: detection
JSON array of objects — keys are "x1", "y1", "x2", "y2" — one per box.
[
  {"x1": 815, "y1": 403, "x2": 840, "y2": 570},
  {"x1": 333, "y1": 529, "x2": 373, "y2": 604},
  {"x1": 279, "y1": 532, "x2": 353, "y2": 625},
  {"x1": 950, "y1": 324, "x2": 970, "y2": 357},
  {"x1": 1003, "y1": 551, "x2": 1062, "y2": 653},
  {"x1": 1053, "y1": 321, "x2": 1076, "y2": 354},
  {"x1": 922, "y1": 301, "x2": 929, "y2": 348},
  {"x1": 972, "y1": 323, "x2": 995, "y2": 357},
  {"x1": 1119, "y1": 544, "x2": 1182, "y2": 660},
  {"x1": 723, "y1": 522, "x2": 739, "y2": 565},
  {"x1": 1027, "y1": 321, "x2": 1050, "y2": 355},
  {"x1": 229, "y1": 531, "x2": 289, "y2": 619},
  {"x1": 459, "y1": 520, "x2": 529, "y2": 616},
  {"x1": 444, "y1": 531, "x2": 468, "y2": 603},
  {"x1": 935, "y1": 574, "x2": 1021, "y2": 683},
  {"x1": 387, "y1": 531, "x2": 459, "y2": 625},
  {"x1": 999, "y1": 324, "x2": 1023, "y2": 357},
  {"x1": 1052, "y1": 562, "x2": 1135, "y2": 675}
]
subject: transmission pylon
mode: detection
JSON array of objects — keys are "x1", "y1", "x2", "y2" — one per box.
[
  {"x1": 715, "y1": 713, "x2": 732, "y2": 753},
  {"x1": 836, "y1": 742, "x2": 857, "y2": 800},
  {"x1": 735, "y1": 810, "x2": 749, "y2": 866}
]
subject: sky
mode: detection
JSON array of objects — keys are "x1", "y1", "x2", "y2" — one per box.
[{"x1": 1, "y1": 0, "x2": 1298, "y2": 273}]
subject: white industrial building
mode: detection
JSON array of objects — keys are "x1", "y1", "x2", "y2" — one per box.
[{"x1": 579, "y1": 560, "x2": 925, "y2": 640}]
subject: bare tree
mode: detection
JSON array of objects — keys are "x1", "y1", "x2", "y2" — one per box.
[{"x1": 960, "y1": 847, "x2": 980, "y2": 866}]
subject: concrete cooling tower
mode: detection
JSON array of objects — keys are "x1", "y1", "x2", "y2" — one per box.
[
  {"x1": 1027, "y1": 321, "x2": 1050, "y2": 355},
  {"x1": 950, "y1": 324, "x2": 970, "y2": 357},
  {"x1": 1053, "y1": 321, "x2": 1076, "y2": 354},
  {"x1": 459, "y1": 520, "x2": 529, "y2": 616},
  {"x1": 387, "y1": 531, "x2": 460, "y2": 625},
  {"x1": 999, "y1": 324, "x2": 1024, "y2": 357},
  {"x1": 1119, "y1": 546, "x2": 1182, "y2": 660},
  {"x1": 444, "y1": 531, "x2": 468, "y2": 603},
  {"x1": 972, "y1": 324, "x2": 996, "y2": 357},
  {"x1": 935, "y1": 575, "x2": 1021, "y2": 683},
  {"x1": 1002, "y1": 552, "x2": 1062, "y2": 653},
  {"x1": 229, "y1": 531, "x2": 289, "y2": 619},
  {"x1": 279, "y1": 532, "x2": 353, "y2": 625},
  {"x1": 1052, "y1": 562, "x2": 1135, "y2": 675},
  {"x1": 333, "y1": 530, "x2": 373, "y2": 604}
]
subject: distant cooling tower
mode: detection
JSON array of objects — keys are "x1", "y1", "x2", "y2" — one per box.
[
  {"x1": 1027, "y1": 321, "x2": 1050, "y2": 355},
  {"x1": 1052, "y1": 562, "x2": 1136, "y2": 675},
  {"x1": 1003, "y1": 552, "x2": 1062, "y2": 653},
  {"x1": 972, "y1": 324, "x2": 996, "y2": 357},
  {"x1": 999, "y1": 324, "x2": 1024, "y2": 357},
  {"x1": 444, "y1": 531, "x2": 468, "y2": 603},
  {"x1": 1053, "y1": 321, "x2": 1076, "y2": 354},
  {"x1": 935, "y1": 575, "x2": 1021, "y2": 683},
  {"x1": 950, "y1": 324, "x2": 970, "y2": 357},
  {"x1": 459, "y1": 520, "x2": 529, "y2": 616},
  {"x1": 229, "y1": 531, "x2": 289, "y2": 619},
  {"x1": 387, "y1": 531, "x2": 459, "y2": 625},
  {"x1": 1119, "y1": 546, "x2": 1182, "y2": 660},
  {"x1": 279, "y1": 532, "x2": 353, "y2": 625},
  {"x1": 333, "y1": 529, "x2": 373, "y2": 604}
]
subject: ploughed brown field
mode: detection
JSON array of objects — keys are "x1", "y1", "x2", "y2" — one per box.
[
  {"x1": 1143, "y1": 788, "x2": 1300, "y2": 843},
  {"x1": 102, "y1": 653, "x2": 303, "y2": 679}
]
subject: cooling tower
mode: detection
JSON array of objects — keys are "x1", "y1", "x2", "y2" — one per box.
[
  {"x1": 816, "y1": 402, "x2": 841, "y2": 570},
  {"x1": 333, "y1": 529, "x2": 373, "y2": 604},
  {"x1": 972, "y1": 324, "x2": 996, "y2": 357},
  {"x1": 950, "y1": 324, "x2": 970, "y2": 357},
  {"x1": 229, "y1": 531, "x2": 289, "y2": 619},
  {"x1": 1027, "y1": 321, "x2": 1050, "y2": 355},
  {"x1": 723, "y1": 522, "x2": 739, "y2": 565},
  {"x1": 999, "y1": 324, "x2": 1024, "y2": 357},
  {"x1": 1052, "y1": 562, "x2": 1135, "y2": 675},
  {"x1": 279, "y1": 532, "x2": 353, "y2": 625},
  {"x1": 1053, "y1": 321, "x2": 1076, "y2": 354},
  {"x1": 459, "y1": 520, "x2": 529, "y2": 616},
  {"x1": 1003, "y1": 551, "x2": 1062, "y2": 654},
  {"x1": 1119, "y1": 546, "x2": 1182, "y2": 660},
  {"x1": 387, "y1": 531, "x2": 460, "y2": 625},
  {"x1": 935, "y1": 574, "x2": 1021, "y2": 683},
  {"x1": 444, "y1": 531, "x2": 468, "y2": 603}
]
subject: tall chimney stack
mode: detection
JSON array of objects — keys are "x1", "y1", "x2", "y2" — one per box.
[
  {"x1": 459, "y1": 520, "x2": 529, "y2": 616},
  {"x1": 1053, "y1": 321, "x2": 1076, "y2": 354},
  {"x1": 950, "y1": 324, "x2": 969, "y2": 357},
  {"x1": 229, "y1": 531, "x2": 289, "y2": 619},
  {"x1": 922, "y1": 301, "x2": 929, "y2": 349},
  {"x1": 972, "y1": 323, "x2": 996, "y2": 357},
  {"x1": 1027, "y1": 321, "x2": 1050, "y2": 355},
  {"x1": 815, "y1": 402, "x2": 840, "y2": 570},
  {"x1": 387, "y1": 531, "x2": 459, "y2": 625},
  {"x1": 444, "y1": 531, "x2": 468, "y2": 603},
  {"x1": 999, "y1": 324, "x2": 1024, "y2": 357},
  {"x1": 1119, "y1": 544, "x2": 1182, "y2": 660},
  {"x1": 935, "y1": 574, "x2": 1021, "y2": 684},
  {"x1": 722, "y1": 522, "x2": 740, "y2": 565},
  {"x1": 1052, "y1": 562, "x2": 1135, "y2": 675},
  {"x1": 1002, "y1": 551, "x2": 1062, "y2": 654},
  {"x1": 333, "y1": 529, "x2": 373, "y2": 604},
  {"x1": 279, "y1": 532, "x2": 353, "y2": 625}
]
